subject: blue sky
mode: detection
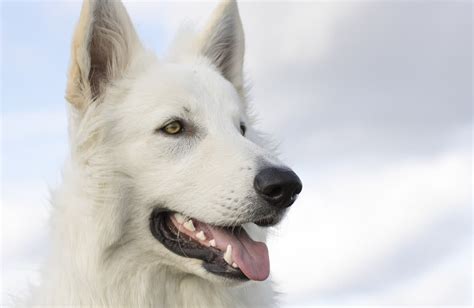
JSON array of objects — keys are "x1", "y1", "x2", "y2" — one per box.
[
  {"x1": 2, "y1": 0, "x2": 472, "y2": 306},
  {"x1": 2, "y1": 2, "x2": 71, "y2": 186}
]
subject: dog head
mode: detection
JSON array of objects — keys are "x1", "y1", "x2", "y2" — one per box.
[{"x1": 66, "y1": 0, "x2": 302, "y2": 284}]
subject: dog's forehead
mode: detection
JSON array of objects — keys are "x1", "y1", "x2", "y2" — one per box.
[{"x1": 132, "y1": 62, "x2": 243, "y2": 117}]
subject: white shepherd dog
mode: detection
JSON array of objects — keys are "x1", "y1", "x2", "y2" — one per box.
[{"x1": 29, "y1": 0, "x2": 302, "y2": 306}]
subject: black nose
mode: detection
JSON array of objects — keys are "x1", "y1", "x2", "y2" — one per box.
[{"x1": 254, "y1": 167, "x2": 302, "y2": 209}]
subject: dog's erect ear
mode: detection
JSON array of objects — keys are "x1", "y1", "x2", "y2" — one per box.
[
  {"x1": 197, "y1": 0, "x2": 245, "y2": 92},
  {"x1": 66, "y1": 0, "x2": 142, "y2": 111}
]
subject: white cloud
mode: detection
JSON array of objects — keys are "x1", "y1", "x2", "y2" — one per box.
[
  {"x1": 2, "y1": 111, "x2": 67, "y2": 143},
  {"x1": 1, "y1": 185, "x2": 50, "y2": 305},
  {"x1": 268, "y1": 147, "x2": 471, "y2": 305}
]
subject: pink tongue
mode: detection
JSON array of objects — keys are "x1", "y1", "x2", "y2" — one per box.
[{"x1": 207, "y1": 227, "x2": 270, "y2": 281}]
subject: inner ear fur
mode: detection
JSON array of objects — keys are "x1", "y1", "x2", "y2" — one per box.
[
  {"x1": 197, "y1": 0, "x2": 245, "y2": 93},
  {"x1": 66, "y1": 0, "x2": 142, "y2": 111}
]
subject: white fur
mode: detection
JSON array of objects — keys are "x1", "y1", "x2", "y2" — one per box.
[{"x1": 27, "y1": 0, "x2": 286, "y2": 306}]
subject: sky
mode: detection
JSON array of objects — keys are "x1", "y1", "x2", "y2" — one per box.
[{"x1": 1, "y1": 0, "x2": 472, "y2": 306}]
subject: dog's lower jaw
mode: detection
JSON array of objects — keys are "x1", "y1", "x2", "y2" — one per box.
[
  {"x1": 29, "y1": 181, "x2": 276, "y2": 308},
  {"x1": 33, "y1": 254, "x2": 276, "y2": 307}
]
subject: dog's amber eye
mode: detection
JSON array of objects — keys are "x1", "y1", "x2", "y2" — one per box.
[{"x1": 162, "y1": 121, "x2": 183, "y2": 135}]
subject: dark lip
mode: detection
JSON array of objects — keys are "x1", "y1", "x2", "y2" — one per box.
[
  {"x1": 254, "y1": 215, "x2": 282, "y2": 227},
  {"x1": 149, "y1": 209, "x2": 248, "y2": 281}
]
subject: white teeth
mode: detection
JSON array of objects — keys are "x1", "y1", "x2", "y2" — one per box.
[
  {"x1": 183, "y1": 220, "x2": 195, "y2": 232},
  {"x1": 174, "y1": 213, "x2": 186, "y2": 224},
  {"x1": 232, "y1": 262, "x2": 238, "y2": 268},
  {"x1": 209, "y1": 239, "x2": 216, "y2": 247},
  {"x1": 196, "y1": 231, "x2": 206, "y2": 241},
  {"x1": 223, "y1": 244, "x2": 233, "y2": 265}
]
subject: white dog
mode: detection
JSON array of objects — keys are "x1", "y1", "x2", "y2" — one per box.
[{"x1": 29, "y1": 0, "x2": 302, "y2": 306}]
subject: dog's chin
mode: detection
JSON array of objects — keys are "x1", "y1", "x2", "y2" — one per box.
[{"x1": 149, "y1": 208, "x2": 281, "y2": 283}]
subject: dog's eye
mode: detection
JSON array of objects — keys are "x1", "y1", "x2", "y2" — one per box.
[
  {"x1": 161, "y1": 120, "x2": 184, "y2": 135},
  {"x1": 240, "y1": 123, "x2": 246, "y2": 136}
]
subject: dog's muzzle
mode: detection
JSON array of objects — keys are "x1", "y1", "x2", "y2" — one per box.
[{"x1": 149, "y1": 167, "x2": 302, "y2": 282}]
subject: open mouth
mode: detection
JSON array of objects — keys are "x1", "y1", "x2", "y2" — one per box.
[{"x1": 150, "y1": 209, "x2": 271, "y2": 281}]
